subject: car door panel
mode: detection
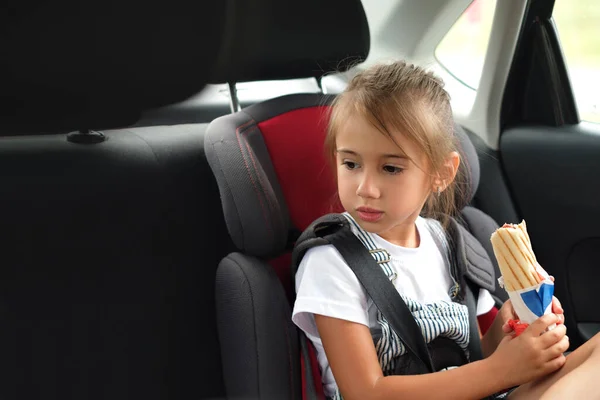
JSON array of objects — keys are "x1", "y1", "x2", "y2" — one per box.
[{"x1": 501, "y1": 124, "x2": 600, "y2": 346}]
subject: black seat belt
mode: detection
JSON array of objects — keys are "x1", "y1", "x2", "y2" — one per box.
[
  {"x1": 299, "y1": 336, "x2": 321, "y2": 400},
  {"x1": 464, "y1": 281, "x2": 484, "y2": 362},
  {"x1": 327, "y1": 229, "x2": 435, "y2": 374}
]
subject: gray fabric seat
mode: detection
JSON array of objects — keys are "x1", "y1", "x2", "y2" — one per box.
[{"x1": 1, "y1": 2, "x2": 233, "y2": 398}]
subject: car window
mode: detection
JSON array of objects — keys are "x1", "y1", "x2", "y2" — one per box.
[
  {"x1": 553, "y1": 0, "x2": 600, "y2": 124},
  {"x1": 435, "y1": 0, "x2": 497, "y2": 90}
]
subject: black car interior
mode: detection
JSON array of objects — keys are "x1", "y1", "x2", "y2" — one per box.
[{"x1": 1, "y1": 0, "x2": 597, "y2": 399}]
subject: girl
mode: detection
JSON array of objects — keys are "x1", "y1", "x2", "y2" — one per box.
[{"x1": 292, "y1": 61, "x2": 600, "y2": 400}]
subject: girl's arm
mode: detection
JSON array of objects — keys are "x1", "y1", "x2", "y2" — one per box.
[
  {"x1": 315, "y1": 312, "x2": 566, "y2": 400},
  {"x1": 315, "y1": 314, "x2": 507, "y2": 400},
  {"x1": 480, "y1": 310, "x2": 508, "y2": 358}
]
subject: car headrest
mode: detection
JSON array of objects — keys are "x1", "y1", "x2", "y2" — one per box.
[
  {"x1": 205, "y1": 94, "x2": 335, "y2": 258},
  {"x1": 210, "y1": 0, "x2": 370, "y2": 83},
  {"x1": 454, "y1": 124, "x2": 480, "y2": 208},
  {"x1": 1, "y1": 0, "x2": 227, "y2": 134},
  {"x1": 205, "y1": 93, "x2": 482, "y2": 259}
]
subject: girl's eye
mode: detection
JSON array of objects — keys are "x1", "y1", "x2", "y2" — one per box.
[
  {"x1": 342, "y1": 161, "x2": 360, "y2": 170},
  {"x1": 383, "y1": 165, "x2": 403, "y2": 174}
]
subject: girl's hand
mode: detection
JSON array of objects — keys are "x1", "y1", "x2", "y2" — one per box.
[
  {"x1": 502, "y1": 275, "x2": 565, "y2": 335},
  {"x1": 549, "y1": 276, "x2": 565, "y2": 325},
  {"x1": 490, "y1": 313, "x2": 569, "y2": 387}
]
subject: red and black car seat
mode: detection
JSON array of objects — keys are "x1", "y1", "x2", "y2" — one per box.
[{"x1": 204, "y1": 1, "x2": 506, "y2": 398}]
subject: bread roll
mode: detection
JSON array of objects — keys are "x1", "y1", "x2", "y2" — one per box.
[{"x1": 490, "y1": 221, "x2": 544, "y2": 291}]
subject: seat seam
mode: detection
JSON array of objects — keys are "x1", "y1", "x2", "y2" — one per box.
[
  {"x1": 235, "y1": 120, "x2": 272, "y2": 238},
  {"x1": 240, "y1": 124, "x2": 278, "y2": 239},
  {"x1": 209, "y1": 140, "x2": 247, "y2": 249}
]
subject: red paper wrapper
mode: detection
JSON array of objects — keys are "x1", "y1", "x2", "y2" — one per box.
[{"x1": 508, "y1": 319, "x2": 529, "y2": 336}]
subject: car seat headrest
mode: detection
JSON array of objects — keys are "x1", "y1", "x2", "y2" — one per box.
[
  {"x1": 1, "y1": 0, "x2": 227, "y2": 134},
  {"x1": 205, "y1": 95, "x2": 481, "y2": 259},
  {"x1": 205, "y1": 94, "x2": 337, "y2": 258},
  {"x1": 454, "y1": 124, "x2": 480, "y2": 208},
  {"x1": 210, "y1": 0, "x2": 370, "y2": 83}
]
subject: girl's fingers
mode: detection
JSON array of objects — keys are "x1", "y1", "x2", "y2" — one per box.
[
  {"x1": 545, "y1": 335, "x2": 570, "y2": 359},
  {"x1": 552, "y1": 296, "x2": 564, "y2": 325},
  {"x1": 540, "y1": 324, "x2": 567, "y2": 349},
  {"x1": 527, "y1": 314, "x2": 560, "y2": 337}
]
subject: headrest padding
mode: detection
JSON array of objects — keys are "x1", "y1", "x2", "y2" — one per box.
[
  {"x1": 210, "y1": 0, "x2": 370, "y2": 83},
  {"x1": 454, "y1": 124, "x2": 480, "y2": 208},
  {"x1": 2, "y1": 0, "x2": 227, "y2": 133},
  {"x1": 205, "y1": 110, "x2": 290, "y2": 258},
  {"x1": 204, "y1": 94, "x2": 336, "y2": 258}
]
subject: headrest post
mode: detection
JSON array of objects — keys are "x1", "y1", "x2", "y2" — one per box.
[
  {"x1": 66, "y1": 129, "x2": 106, "y2": 144},
  {"x1": 316, "y1": 77, "x2": 327, "y2": 94},
  {"x1": 228, "y1": 82, "x2": 241, "y2": 113}
]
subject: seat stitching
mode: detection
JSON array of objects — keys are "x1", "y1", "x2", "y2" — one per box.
[
  {"x1": 235, "y1": 121, "x2": 272, "y2": 238},
  {"x1": 209, "y1": 141, "x2": 246, "y2": 248},
  {"x1": 241, "y1": 124, "x2": 282, "y2": 237},
  {"x1": 243, "y1": 125, "x2": 281, "y2": 225}
]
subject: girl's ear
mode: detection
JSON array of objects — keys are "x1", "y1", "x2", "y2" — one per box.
[
  {"x1": 431, "y1": 152, "x2": 460, "y2": 192},
  {"x1": 442, "y1": 151, "x2": 460, "y2": 189}
]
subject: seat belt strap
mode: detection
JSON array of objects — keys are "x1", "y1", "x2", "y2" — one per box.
[
  {"x1": 464, "y1": 282, "x2": 484, "y2": 361},
  {"x1": 327, "y1": 229, "x2": 435, "y2": 373}
]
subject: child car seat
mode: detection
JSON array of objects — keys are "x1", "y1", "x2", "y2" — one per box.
[{"x1": 204, "y1": 0, "x2": 506, "y2": 398}]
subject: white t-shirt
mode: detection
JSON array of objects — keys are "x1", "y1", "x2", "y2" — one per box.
[{"x1": 292, "y1": 216, "x2": 495, "y2": 397}]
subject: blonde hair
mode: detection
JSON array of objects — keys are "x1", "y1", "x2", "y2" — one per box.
[{"x1": 325, "y1": 61, "x2": 467, "y2": 226}]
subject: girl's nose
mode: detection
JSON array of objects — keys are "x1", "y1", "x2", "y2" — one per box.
[{"x1": 356, "y1": 173, "x2": 380, "y2": 199}]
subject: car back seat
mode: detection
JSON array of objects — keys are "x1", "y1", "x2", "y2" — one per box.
[
  {"x1": 1, "y1": 2, "x2": 235, "y2": 398},
  {"x1": 0, "y1": 125, "x2": 235, "y2": 400}
]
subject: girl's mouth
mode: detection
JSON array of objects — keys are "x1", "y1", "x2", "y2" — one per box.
[{"x1": 356, "y1": 207, "x2": 384, "y2": 222}]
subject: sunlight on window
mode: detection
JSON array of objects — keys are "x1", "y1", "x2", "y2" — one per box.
[
  {"x1": 435, "y1": 0, "x2": 497, "y2": 90},
  {"x1": 554, "y1": 0, "x2": 600, "y2": 124}
]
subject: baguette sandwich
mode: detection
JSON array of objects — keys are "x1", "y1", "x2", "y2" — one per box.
[{"x1": 490, "y1": 220, "x2": 546, "y2": 292}]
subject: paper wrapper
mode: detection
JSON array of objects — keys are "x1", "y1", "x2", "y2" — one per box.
[
  {"x1": 498, "y1": 262, "x2": 555, "y2": 326},
  {"x1": 491, "y1": 220, "x2": 556, "y2": 332}
]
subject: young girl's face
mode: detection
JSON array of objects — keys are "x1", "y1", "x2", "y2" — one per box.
[{"x1": 335, "y1": 112, "x2": 433, "y2": 245}]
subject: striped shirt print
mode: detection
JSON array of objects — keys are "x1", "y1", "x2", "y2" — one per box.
[{"x1": 329, "y1": 213, "x2": 470, "y2": 400}]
